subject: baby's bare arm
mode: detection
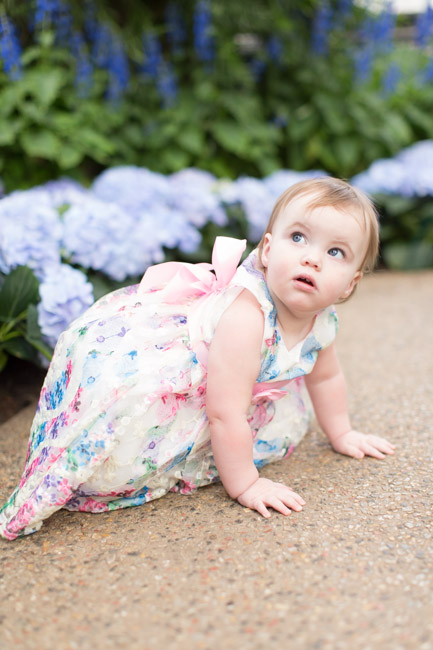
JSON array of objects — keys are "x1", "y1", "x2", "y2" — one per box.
[
  {"x1": 206, "y1": 291, "x2": 305, "y2": 516},
  {"x1": 305, "y1": 344, "x2": 395, "y2": 459}
]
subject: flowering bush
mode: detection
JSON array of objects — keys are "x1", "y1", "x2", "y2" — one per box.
[
  {"x1": 2, "y1": 2, "x2": 433, "y2": 191},
  {"x1": 352, "y1": 141, "x2": 433, "y2": 269}
]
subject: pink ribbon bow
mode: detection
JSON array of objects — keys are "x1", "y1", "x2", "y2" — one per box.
[
  {"x1": 252, "y1": 380, "x2": 291, "y2": 404},
  {"x1": 139, "y1": 236, "x2": 247, "y2": 303}
]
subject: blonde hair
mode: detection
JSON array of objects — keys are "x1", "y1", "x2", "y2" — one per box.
[{"x1": 257, "y1": 177, "x2": 379, "y2": 301}]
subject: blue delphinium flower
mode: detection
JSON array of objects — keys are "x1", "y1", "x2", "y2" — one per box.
[
  {"x1": 37, "y1": 264, "x2": 94, "y2": 348},
  {"x1": 92, "y1": 21, "x2": 111, "y2": 69},
  {"x1": 415, "y1": 4, "x2": 433, "y2": 48},
  {"x1": 54, "y1": 0, "x2": 73, "y2": 46},
  {"x1": 0, "y1": 193, "x2": 62, "y2": 277},
  {"x1": 0, "y1": 15, "x2": 22, "y2": 80},
  {"x1": 157, "y1": 60, "x2": 178, "y2": 108},
  {"x1": 84, "y1": 0, "x2": 98, "y2": 46},
  {"x1": 337, "y1": 0, "x2": 353, "y2": 20},
  {"x1": 267, "y1": 35, "x2": 284, "y2": 64},
  {"x1": 34, "y1": 0, "x2": 60, "y2": 29},
  {"x1": 373, "y1": 2, "x2": 395, "y2": 54},
  {"x1": 311, "y1": 1, "x2": 333, "y2": 57},
  {"x1": 169, "y1": 168, "x2": 227, "y2": 227},
  {"x1": 165, "y1": 2, "x2": 187, "y2": 56},
  {"x1": 382, "y1": 61, "x2": 400, "y2": 96},
  {"x1": 250, "y1": 57, "x2": 266, "y2": 81},
  {"x1": 354, "y1": 43, "x2": 374, "y2": 84},
  {"x1": 194, "y1": 0, "x2": 215, "y2": 63},
  {"x1": 71, "y1": 31, "x2": 93, "y2": 99},
  {"x1": 142, "y1": 31, "x2": 163, "y2": 79},
  {"x1": 106, "y1": 35, "x2": 130, "y2": 103}
]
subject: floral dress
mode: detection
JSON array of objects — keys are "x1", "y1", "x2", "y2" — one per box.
[{"x1": 0, "y1": 237, "x2": 338, "y2": 540}]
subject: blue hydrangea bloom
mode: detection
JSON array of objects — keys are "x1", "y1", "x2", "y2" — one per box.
[
  {"x1": 91, "y1": 166, "x2": 171, "y2": 212},
  {"x1": 264, "y1": 169, "x2": 328, "y2": 200},
  {"x1": 169, "y1": 168, "x2": 227, "y2": 227},
  {"x1": 351, "y1": 141, "x2": 433, "y2": 197},
  {"x1": 62, "y1": 196, "x2": 152, "y2": 281},
  {"x1": 37, "y1": 264, "x2": 94, "y2": 348},
  {"x1": 0, "y1": 193, "x2": 62, "y2": 277},
  {"x1": 91, "y1": 166, "x2": 203, "y2": 254},
  {"x1": 34, "y1": 178, "x2": 89, "y2": 208},
  {"x1": 218, "y1": 177, "x2": 275, "y2": 242}
]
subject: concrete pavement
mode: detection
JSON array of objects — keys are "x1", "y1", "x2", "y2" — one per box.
[{"x1": 1, "y1": 270, "x2": 432, "y2": 650}]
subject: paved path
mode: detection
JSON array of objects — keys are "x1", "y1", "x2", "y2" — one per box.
[{"x1": 1, "y1": 270, "x2": 432, "y2": 650}]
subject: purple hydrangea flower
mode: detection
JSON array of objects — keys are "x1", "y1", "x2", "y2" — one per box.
[
  {"x1": 0, "y1": 193, "x2": 62, "y2": 277},
  {"x1": 37, "y1": 264, "x2": 94, "y2": 348}
]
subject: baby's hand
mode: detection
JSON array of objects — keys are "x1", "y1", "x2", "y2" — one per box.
[
  {"x1": 236, "y1": 477, "x2": 305, "y2": 518},
  {"x1": 331, "y1": 429, "x2": 395, "y2": 460}
]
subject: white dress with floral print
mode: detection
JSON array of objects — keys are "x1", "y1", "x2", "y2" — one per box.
[{"x1": 0, "y1": 239, "x2": 338, "y2": 540}]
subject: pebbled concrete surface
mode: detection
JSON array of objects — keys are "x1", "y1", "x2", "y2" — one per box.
[{"x1": 1, "y1": 270, "x2": 432, "y2": 650}]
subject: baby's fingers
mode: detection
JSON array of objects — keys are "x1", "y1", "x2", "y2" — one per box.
[{"x1": 362, "y1": 436, "x2": 395, "y2": 459}]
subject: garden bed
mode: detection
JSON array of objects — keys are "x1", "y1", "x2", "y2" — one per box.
[{"x1": 0, "y1": 358, "x2": 44, "y2": 425}]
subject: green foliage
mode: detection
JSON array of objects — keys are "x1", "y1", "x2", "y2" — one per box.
[
  {"x1": 373, "y1": 193, "x2": 433, "y2": 269},
  {"x1": 0, "y1": 267, "x2": 52, "y2": 371},
  {"x1": 1, "y1": 2, "x2": 433, "y2": 190}
]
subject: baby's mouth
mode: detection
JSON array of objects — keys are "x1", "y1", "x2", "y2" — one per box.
[{"x1": 295, "y1": 275, "x2": 315, "y2": 288}]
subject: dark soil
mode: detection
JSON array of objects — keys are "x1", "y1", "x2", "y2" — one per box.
[{"x1": 0, "y1": 358, "x2": 45, "y2": 425}]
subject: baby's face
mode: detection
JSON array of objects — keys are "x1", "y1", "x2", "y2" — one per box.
[{"x1": 261, "y1": 194, "x2": 368, "y2": 319}]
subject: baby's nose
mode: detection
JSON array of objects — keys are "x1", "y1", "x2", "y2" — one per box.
[{"x1": 301, "y1": 254, "x2": 321, "y2": 270}]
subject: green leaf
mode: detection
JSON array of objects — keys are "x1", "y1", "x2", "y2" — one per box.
[
  {"x1": 20, "y1": 129, "x2": 62, "y2": 160},
  {"x1": 0, "y1": 266, "x2": 39, "y2": 320},
  {"x1": 211, "y1": 121, "x2": 250, "y2": 156},
  {"x1": 78, "y1": 128, "x2": 115, "y2": 158},
  {"x1": 58, "y1": 144, "x2": 84, "y2": 169},
  {"x1": 176, "y1": 126, "x2": 205, "y2": 155},
  {"x1": 382, "y1": 242, "x2": 433, "y2": 270},
  {"x1": 333, "y1": 137, "x2": 361, "y2": 174},
  {"x1": 24, "y1": 68, "x2": 65, "y2": 107},
  {"x1": 26, "y1": 304, "x2": 53, "y2": 359},
  {"x1": 0, "y1": 117, "x2": 24, "y2": 146},
  {"x1": 0, "y1": 348, "x2": 7, "y2": 372},
  {"x1": 0, "y1": 83, "x2": 26, "y2": 116},
  {"x1": 1, "y1": 336, "x2": 39, "y2": 363}
]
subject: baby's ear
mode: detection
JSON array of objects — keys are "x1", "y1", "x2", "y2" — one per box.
[
  {"x1": 340, "y1": 271, "x2": 363, "y2": 300},
  {"x1": 261, "y1": 233, "x2": 272, "y2": 268}
]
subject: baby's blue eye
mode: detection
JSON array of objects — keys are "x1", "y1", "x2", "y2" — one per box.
[
  {"x1": 328, "y1": 247, "x2": 344, "y2": 259},
  {"x1": 292, "y1": 232, "x2": 306, "y2": 243}
]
